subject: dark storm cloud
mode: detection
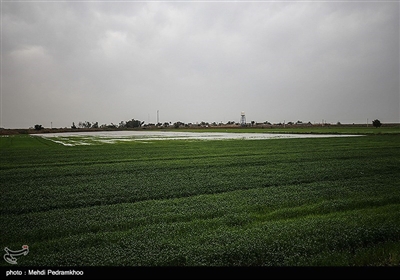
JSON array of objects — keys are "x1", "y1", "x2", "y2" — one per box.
[{"x1": 1, "y1": 1, "x2": 398, "y2": 128}]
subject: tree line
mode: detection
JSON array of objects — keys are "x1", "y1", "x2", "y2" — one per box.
[
  {"x1": 70, "y1": 119, "x2": 144, "y2": 129},
  {"x1": 33, "y1": 119, "x2": 384, "y2": 130}
]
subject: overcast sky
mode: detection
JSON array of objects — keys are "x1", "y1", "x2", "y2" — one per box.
[{"x1": 1, "y1": 0, "x2": 399, "y2": 129}]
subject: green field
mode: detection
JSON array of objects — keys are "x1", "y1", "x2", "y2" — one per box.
[{"x1": 1, "y1": 132, "x2": 400, "y2": 266}]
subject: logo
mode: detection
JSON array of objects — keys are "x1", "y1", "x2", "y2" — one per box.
[{"x1": 4, "y1": 245, "x2": 29, "y2": 265}]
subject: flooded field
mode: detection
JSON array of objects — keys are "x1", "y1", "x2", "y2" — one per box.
[
  {"x1": 32, "y1": 130, "x2": 362, "y2": 146},
  {"x1": 2, "y1": 133, "x2": 399, "y2": 266}
]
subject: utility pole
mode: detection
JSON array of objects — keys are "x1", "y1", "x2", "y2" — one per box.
[{"x1": 157, "y1": 110, "x2": 159, "y2": 124}]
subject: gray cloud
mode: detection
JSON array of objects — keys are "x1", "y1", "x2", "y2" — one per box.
[{"x1": 1, "y1": 1, "x2": 399, "y2": 128}]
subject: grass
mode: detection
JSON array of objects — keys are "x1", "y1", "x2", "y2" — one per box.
[{"x1": 1, "y1": 132, "x2": 400, "y2": 267}]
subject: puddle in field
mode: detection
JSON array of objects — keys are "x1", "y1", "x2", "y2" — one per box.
[{"x1": 31, "y1": 130, "x2": 363, "y2": 146}]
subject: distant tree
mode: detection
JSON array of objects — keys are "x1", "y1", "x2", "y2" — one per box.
[
  {"x1": 174, "y1": 121, "x2": 185, "y2": 128},
  {"x1": 71, "y1": 122, "x2": 77, "y2": 129},
  {"x1": 77, "y1": 121, "x2": 92, "y2": 128},
  {"x1": 34, "y1": 124, "x2": 43, "y2": 130},
  {"x1": 84, "y1": 121, "x2": 92, "y2": 128},
  {"x1": 125, "y1": 119, "x2": 144, "y2": 128},
  {"x1": 92, "y1": 122, "x2": 98, "y2": 129},
  {"x1": 118, "y1": 121, "x2": 126, "y2": 129},
  {"x1": 372, "y1": 119, "x2": 382, "y2": 128},
  {"x1": 251, "y1": 121, "x2": 255, "y2": 126}
]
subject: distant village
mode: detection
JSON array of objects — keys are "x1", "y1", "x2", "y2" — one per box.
[
  {"x1": 26, "y1": 118, "x2": 383, "y2": 132},
  {"x1": 0, "y1": 111, "x2": 387, "y2": 135},
  {"x1": 0, "y1": 118, "x2": 391, "y2": 135}
]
